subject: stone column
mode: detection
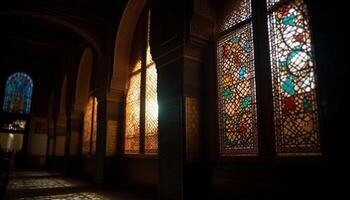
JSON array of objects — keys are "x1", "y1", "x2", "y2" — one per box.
[
  {"x1": 151, "y1": 0, "x2": 214, "y2": 199},
  {"x1": 64, "y1": 110, "x2": 72, "y2": 174},
  {"x1": 93, "y1": 53, "x2": 111, "y2": 184},
  {"x1": 151, "y1": 1, "x2": 189, "y2": 199}
]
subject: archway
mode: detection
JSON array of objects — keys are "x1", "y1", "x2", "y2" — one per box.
[
  {"x1": 110, "y1": 0, "x2": 148, "y2": 96},
  {"x1": 74, "y1": 47, "x2": 94, "y2": 113}
]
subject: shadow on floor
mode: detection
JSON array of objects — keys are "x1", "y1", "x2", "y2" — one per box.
[{"x1": 5, "y1": 170, "x2": 154, "y2": 200}]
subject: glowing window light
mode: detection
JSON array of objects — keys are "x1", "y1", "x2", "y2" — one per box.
[
  {"x1": 145, "y1": 63, "x2": 158, "y2": 154},
  {"x1": 125, "y1": 73, "x2": 141, "y2": 154},
  {"x1": 268, "y1": 0, "x2": 320, "y2": 154},
  {"x1": 124, "y1": 8, "x2": 158, "y2": 155},
  {"x1": 3, "y1": 72, "x2": 33, "y2": 114},
  {"x1": 217, "y1": 0, "x2": 258, "y2": 156},
  {"x1": 82, "y1": 97, "x2": 98, "y2": 155}
]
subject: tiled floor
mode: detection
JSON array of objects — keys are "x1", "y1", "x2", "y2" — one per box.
[
  {"x1": 5, "y1": 171, "x2": 154, "y2": 200},
  {"x1": 17, "y1": 192, "x2": 108, "y2": 200},
  {"x1": 7, "y1": 177, "x2": 83, "y2": 190},
  {"x1": 9, "y1": 171, "x2": 61, "y2": 178}
]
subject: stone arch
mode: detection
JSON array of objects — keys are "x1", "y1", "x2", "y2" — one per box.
[
  {"x1": 74, "y1": 47, "x2": 94, "y2": 113},
  {"x1": 110, "y1": 0, "x2": 148, "y2": 97}
]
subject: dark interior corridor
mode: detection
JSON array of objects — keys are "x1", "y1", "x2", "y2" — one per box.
[
  {"x1": 0, "y1": 0, "x2": 346, "y2": 199},
  {"x1": 5, "y1": 170, "x2": 153, "y2": 200}
]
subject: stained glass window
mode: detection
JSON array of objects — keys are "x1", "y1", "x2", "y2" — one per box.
[
  {"x1": 3, "y1": 72, "x2": 33, "y2": 114},
  {"x1": 267, "y1": 0, "x2": 282, "y2": 8},
  {"x1": 218, "y1": 24, "x2": 257, "y2": 155},
  {"x1": 82, "y1": 97, "x2": 98, "y2": 155},
  {"x1": 218, "y1": 0, "x2": 252, "y2": 32},
  {"x1": 124, "y1": 8, "x2": 158, "y2": 155},
  {"x1": 268, "y1": 0, "x2": 320, "y2": 154},
  {"x1": 217, "y1": 0, "x2": 257, "y2": 156}
]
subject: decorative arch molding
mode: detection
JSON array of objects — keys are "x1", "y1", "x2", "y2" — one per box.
[
  {"x1": 110, "y1": 0, "x2": 148, "y2": 99},
  {"x1": 74, "y1": 47, "x2": 94, "y2": 113},
  {"x1": 0, "y1": 10, "x2": 102, "y2": 57}
]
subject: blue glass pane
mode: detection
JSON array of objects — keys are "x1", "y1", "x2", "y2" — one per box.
[{"x1": 2, "y1": 72, "x2": 33, "y2": 114}]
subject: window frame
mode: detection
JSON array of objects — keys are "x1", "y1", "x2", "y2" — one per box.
[
  {"x1": 267, "y1": 0, "x2": 322, "y2": 156},
  {"x1": 215, "y1": 0, "x2": 261, "y2": 157},
  {"x1": 123, "y1": 5, "x2": 158, "y2": 157},
  {"x1": 2, "y1": 72, "x2": 34, "y2": 115},
  {"x1": 215, "y1": 0, "x2": 323, "y2": 160}
]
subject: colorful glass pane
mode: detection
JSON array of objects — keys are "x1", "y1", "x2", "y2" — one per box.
[
  {"x1": 217, "y1": 23, "x2": 258, "y2": 155},
  {"x1": 267, "y1": 0, "x2": 282, "y2": 8},
  {"x1": 3, "y1": 72, "x2": 33, "y2": 114},
  {"x1": 268, "y1": 0, "x2": 320, "y2": 154},
  {"x1": 125, "y1": 72, "x2": 141, "y2": 153},
  {"x1": 145, "y1": 63, "x2": 158, "y2": 154},
  {"x1": 219, "y1": 0, "x2": 251, "y2": 32}
]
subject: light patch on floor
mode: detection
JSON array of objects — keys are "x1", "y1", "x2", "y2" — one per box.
[
  {"x1": 7, "y1": 177, "x2": 84, "y2": 190},
  {"x1": 18, "y1": 192, "x2": 109, "y2": 200}
]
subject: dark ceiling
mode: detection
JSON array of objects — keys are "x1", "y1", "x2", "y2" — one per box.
[
  {"x1": 0, "y1": 0, "x2": 127, "y2": 90},
  {"x1": 0, "y1": 14, "x2": 81, "y2": 89},
  {"x1": 0, "y1": 14, "x2": 81, "y2": 61}
]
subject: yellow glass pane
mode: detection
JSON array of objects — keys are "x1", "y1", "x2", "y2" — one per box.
[
  {"x1": 91, "y1": 97, "x2": 98, "y2": 154},
  {"x1": 132, "y1": 59, "x2": 142, "y2": 73},
  {"x1": 125, "y1": 73, "x2": 141, "y2": 153},
  {"x1": 145, "y1": 63, "x2": 158, "y2": 154},
  {"x1": 82, "y1": 97, "x2": 98, "y2": 155},
  {"x1": 82, "y1": 97, "x2": 93, "y2": 154},
  {"x1": 146, "y1": 46, "x2": 154, "y2": 66}
]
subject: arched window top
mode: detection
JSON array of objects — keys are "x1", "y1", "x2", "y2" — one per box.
[
  {"x1": 3, "y1": 72, "x2": 33, "y2": 114},
  {"x1": 125, "y1": 5, "x2": 158, "y2": 155}
]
